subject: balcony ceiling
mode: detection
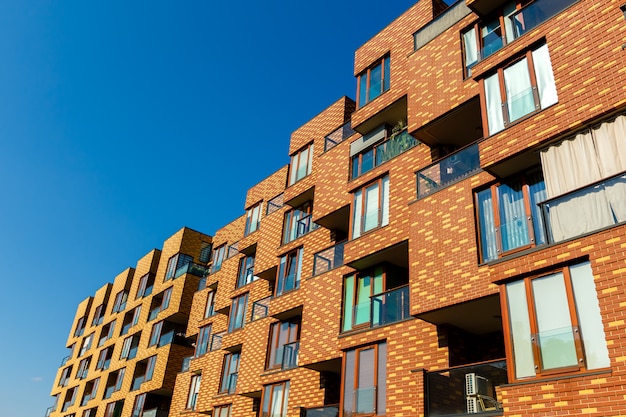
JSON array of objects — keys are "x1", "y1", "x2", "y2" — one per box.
[
  {"x1": 413, "y1": 96, "x2": 482, "y2": 148},
  {"x1": 417, "y1": 294, "x2": 502, "y2": 335},
  {"x1": 353, "y1": 96, "x2": 408, "y2": 136}
]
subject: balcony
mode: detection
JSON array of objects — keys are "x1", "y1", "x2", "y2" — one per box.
[
  {"x1": 352, "y1": 128, "x2": 419, "y2": 179},
  {"x1": 174, "y1": 262, "x2": 209, "y2": 280},
  {"x1": 266, "y1": 193, "x2": 284, "y2": 215},
  {"x1": 251, "y1": 296, "x2": 271, "y2": 321},
  {"x1": 539, "y1": 171, "x2": 626, "y2": 244},
  {"x1": 181, "y1": 356, "x2": 192, "y2": 372},
  {"x1": 370, "y1": 285, "x2": 410, "y2": 328},
  {"x1": 425, "y1": 359, "x2": 506, "y2": 416},
  {"x1": 276, "y1": 341, "x2": 299, "y2": 370},
  {"x1": 313, "y1": 241, "x2": 345, "y2": 276},
  {"x1": 324, "y1": 121, "x2": 356, "y2": 151},
  {"x1": 296, "y1": 214, "x2": 319, "y2": 239},
  {"x1": 300, "y1": 405, "x2": 339, "y2": 417},
  {"x1": 511, "y1": 0, "x2": 579, "y2": 40},
  {"x1": 417, "y1": 144, "x2": 480, "y2": 199}
]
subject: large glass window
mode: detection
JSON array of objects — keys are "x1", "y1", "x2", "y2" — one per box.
[
  {"x1": 104, "y1": 400, "x2": 124, "y2": 417},
  {"x1": 504, "y1": 261, "x2": 609, "y2": 380},
  {"x1": 186, "y1": 374, "x2": 202, "y2": 410},
  {"x1": 262, "y1": 381, "x2": 290, "y2": 417},
  {"x1": 237, "y1": 255, "x2": 258, "y2": 288},
  {"x1": 135, "y1": 273, "x2": 154, "y2": 299},
  {"x1": 219, "y1": 351, "x2": 240, "y2": 394},
  {"x1": 131, "y1": 394, "x2": 146, "y2": 417},
  {"x1": 195, "y1": 325, "x2": 212, "y2": 357},
  {"x1": 215, "y1": 405, "x2": 232, "y2": 417},
  {"x1": 483, "y1": 44, "x2": 557, "y2": 135},
  {"x1": 351, "y1": 176, "x2": 390, "y2": 239},
  {"x1": 165, "y1": 253, "x2": 193, "y2": 281},
  {"x1": 476, "y1": 169, "x2": 547, "y2": 262},
  {"x1": 266, "y1": 318, "x2": 300, "y2": 370},
  {"x1": 357, "y1": 55, "x2": 390, "y2": 107},
  {"x1": 91, "y1": 304, "x2": 105, "y2": 326},
  {"x1": 204, "y1": 290, "x2": 216, "y2": 318},
  {"x1": 283, "y1": 201, "x2": 316, "y2": 244},
  {"x1": 275, "y1": 248, "x2": 303, "y2": 297},
  {"x1": 245, "y1": 201, "x2": 263, "y2": 236},
  {"x1": 343, "y1": 343, "x2": 386, "y2": 416},
  {"x1": 96, "y1": 347, "x2": 112, "y2": 370},
  {"x1": 212, "y1": 244, "x2": 227, "y2": 273},
  {"x1": 289, "y1": 143, "x2": 314, "y2": 186},
  {"x1": 228, "y1": 294, "x2": 248, "y2": 333},
  {"x1": 111, "y1": 291, "x2": 128, "y2": 314}
]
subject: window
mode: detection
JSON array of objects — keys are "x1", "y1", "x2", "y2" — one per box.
[
  {"x1": 204, "y1": 290, "x2": 216, "y2": 318},
  {"x1": 62, "y1": 387, "x2": 78, "y2": 412},
  {"x1": 289, "y1": 143, "x2": 314, "y2": 186},
  {"x1": 228, "y1": 294, "x2": 248, "y2": 333},
  {"x1": 214, "y1": 404, "x2": 232, "y2": 417},
  {"x1": 351, "y1": 176, "x2": 390, "y2": 239},
  {"x1": 91, "y1": 304, "x2": 105, "y2": 326},
  {"x1": 476, "y1": 168, "x2": 547, "y2": 262},
  {"x1": 121, "y1": 306, "x2": 142, "y2": 335},
  {"x1": 275, "y1": 248, "x2": 303, "y2": 297},
  {"x1": 135, "y1": 273, "x2": 154, "y2": 299},
  {"x1": 79, "y1": 333, "x2": 94, "y2": 357},
  {"x1": 111, "y1": 291, "x2": 128, "y2": 314},
  {"x1": 74, "y1": 317, "x2": 86, "y2": 337},
  {"x1": 504, "y1": 261, "x2": 610, "y2": 380},
  {"x1": 266, "y1": 318, "x2": 300, "y2": 370},
  {"x1": 120, "y1": 333, "x2": 140, "y2": 360},
  {"x1": 149, "y1": 321, "x2": 164, "y2": 347},
  {"x1": 236, "y1": 255, "x2": 258, "y2": 288},
  {"x1": 131, "y1": 394, "x2": 146, "y2": 417},
  {"x1": 483, "y1": 44, "x2": 557, "y2": 135},
  {"x1": 357, "y1": 55, "x2": 390, "y2": 107},
  {"x1": 104, "y1": 400, "x2": 124, "y2": 417},
  {"x1": 131, "y1": 356, "x2": 157, "y2": 391},
  {"x1": 343, "y1": 343, "x2": 386, "y2": 416},
  {"x1": 342, "y1": 265, "x2": 409, "y2": 332},
  {"x1": 196, "y1": 325, "x2": 212, "y2": 357},
  {"x1": 282, "y1": 201, "x2": 317, "y2": 244},
  {"x1": 165, "y1": 253, "x2": 193, "y2": 280},
  {"x1": 245, "y1": 201, "x2": 263, "y2": 235},
  {"x1": 148, "y1": 288, "x2": 172, "y2": 321},
  {"x1": 350, "y1": 126, "x2": 417, "y2": 179},
  {"x1": 219, "y1": 352, "x2": 240, "y2": 394},
  {"x1": 262, "y1": 381, "x2": 290, "y2": 417},
  {"x1": 58, "y1": 365, "x2": 72, "y2": 387},
  {"x1": 81, "y1": 378, "x2": 100, "y2": 406},
  {"x1": 104, "y1": 368, "x2": 126, "y2": 399},
  {"x1": 98, "y1": 321, "x2": 115, "y2": 347},
  {"x1": 212, "y1": 244, "x2": 227, "y2": 273},
  {"x1": 187, "y1": 374, "x2": 202, "y2": 410},
  {"x1": 145, "y1": 355, "x2": 157, "y2": 381},
  {"x1": 76, "y1": 356, "x2": 91, "y2": 380},
  {"x1": 96, "y1": 347, "x2": 113, "y2": 370},
  {"x1": 82, "y1": 407, "x2": 98, "y2": 417}
]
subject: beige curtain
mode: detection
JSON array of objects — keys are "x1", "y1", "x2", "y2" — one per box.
[{"x1": 540, "y1": 115, "x2": 626, "y2": 242}]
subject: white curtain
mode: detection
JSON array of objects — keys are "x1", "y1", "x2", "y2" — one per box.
[
  {"x1": 463, "y1": 28, "x2": 478, "y2": 70},
  {"x1": 532, "y1": 44, "x2": 558, "y2": 109},
  {"x1": 477, "y1": 189, "x2": 497, "y2": 261},
  {"x1": 504, "y1": 57, "x2": 534, "y2": 123},
  {"x1": 485, "y1": 73, "x2": 504, "y2": 135},
  {"x1": 381, "y1": 176, "x2": 390, "y2": 227},
  {"x1": 352, "y1": 189, "x2": 363, "y2": 239},
  {"x1": 540, "y1": 116, "x2": 626, "y2": 241}
]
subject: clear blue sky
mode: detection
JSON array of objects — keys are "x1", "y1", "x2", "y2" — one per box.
[{"x1": 0, "y1": 1, "x2": 420, "y2": 416}]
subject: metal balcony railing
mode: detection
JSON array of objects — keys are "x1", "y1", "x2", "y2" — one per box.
[
  {"x1": 539, "y1": 171, "x2": 626, "y2": 244},
  {"x1": 174, "y1": 262, "x2": 210, "y2": 279},
  {"x1": 417, "y1": 144, "x2": 480, "y2": 198},
  {"x1": 370, "y1": 285, "x2": 410, "y2": 328},
  {"x1": 426, "y1": 359, "x2": 507, "y2": 416},
  {"x1": 324, "y1": 121, "x2": 356, "y2": 151},
  {"x1": 251, "y1": 296, "x2": 271, "y2": 321},
  {"x1": 300, "y1": 405, "x2": 339, "y2": 417},
  {"x1": 313, "y1": 241, "x2": 345, "y2": 276},
  {"x1": 278, "y1": 341, "x2": 299, "y2": 369},
  {"x1": 511, "y1": 0, "x2": 579, "y2": 39}
]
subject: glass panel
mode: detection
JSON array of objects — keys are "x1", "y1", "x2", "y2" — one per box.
[
  {"x1": 363, "y1": 183, "x2": 380, "y2": 232},
  {"x1": 356, "y1": 348, "x2": 376, "y2": 413},
  {"x1": 383, "y1": 57, "x2": 390, "y2": 92},
  {"x1": 485, "y1": 73, "x2": 504, "y2": 135},
  {"x1": 504, "y1": 57, "x2": 534, "y2": 122},
  {"x1": 369, "y1": 63, "x2": 382, "y2": 101},
  {"x1": 377, "y1": 342, "x2": 386, "y2": 414},
  {"x1": 361, "y1": 149, "x2": 374, "y2": 175},
  {"x1": 532, "y1": 273, "x2": 578, "y2": 370},
  {"x1": 528, "y1": 172, "x2": 547, "y2": 245},
  {"x1": 355, "y1": 276, "x2": 372, "y2": 326},
  {"x1": 358, "y1": 75, "x2": 367, "y2": 108},
  {"x1": 343, "y1": 275, "x2": 355, "y2": 332},
  {"x1": 352, "y1": 189, "x2": 363, "y2": 239},
  {"x1": 463, "y1": 27, "x2": 478, "y2": 76},
  {"x1": 498, "y1": 180, "x2": 529, "y2": 252},
  {"x1": 570, "y1": 262, "x2": 610, "y2": 369},
  {"x1": 481, "y1": 18, "x2": 503, "y2": 58},
  {"x1": 506, "y1": 281, "x2": 535, "y2": 378}
]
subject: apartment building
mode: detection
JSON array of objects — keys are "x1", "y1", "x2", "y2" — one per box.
[
  {"x1": 47, "y1": 228, "x2": 213, "y2": 417},
  {"x1": 49, "y1": 0, "x2": 626, "y2": 416}
]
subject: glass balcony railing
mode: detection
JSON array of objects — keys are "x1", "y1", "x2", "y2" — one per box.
[
  {"x1": 539, "y1": 171, "x2": 626, "y2": 244},
  {"x1": 417, "y1": 144, "x2": 480, "y2": 198},
  {"x1": 131, "y1": 376, "x2": 144, "y2": 391},
  {"x1": 376, "y1": 129, "x2": 419, "y2": 166},
  {"x1": 278, "y1": 341, "x2": 299, "y2": 369},
  {"x1": 325, "y1": 121, "x2": 356, "y2": 151},
  {"x1": 224, "y1": 372, "x2": 238, "y2": 394},
  {"x1": 227, "y1": 242, "x2": 239, "y2": 259},
  {"x1": 371, "y1": 285, "x2": 410, "y2": 328},
  {"x1": 181, "y1": 356, "x2": 192, "y2": 372},
  {"x1": 211, "y1": 331, "x2": 225, "y2": 351},
  {"x1": 60, "y1": 355, "x2": 69, "y2": 366},
  {"x1": 426, "y1": 359, "x2": 507, "y2": 416},
  {"x1": 266, "y1": 193, "x2": 284, "y2": 215},
  {"x1": 313, "y1": 240, "x2": 345, "y2": 276},
  {"x1": 197, "y1": 277, "x2": 207, "y2": 291},
  {"x1": 355, "y1": 386, "x2": 376, "y2": 414},
  {"x1": 296, "y1": 214, "x2": 319, "y2": 239},
  {"x1": 251, "y1": 296, "x2": 271, "y2": 321},
  {"x1": 174, "y1": 262, "x2": 210, "y2": 279},
  {"x1": 511, "y1": 0, "x2": 579, "y2": 40},
  {"x1": 301, "y1": 405, "x2": 340, "y2": 417}
]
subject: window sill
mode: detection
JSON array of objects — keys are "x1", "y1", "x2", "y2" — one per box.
[{"x1": 503, "y1": 368, "x2": 611, "y2": 387}]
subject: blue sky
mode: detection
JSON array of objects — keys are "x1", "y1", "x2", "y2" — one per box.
[{"x1": 0, "y1": 1, "x2": 420, "y2": 416}]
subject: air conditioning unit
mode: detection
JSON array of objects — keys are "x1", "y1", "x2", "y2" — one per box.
[{"x1": 465, "y1": 373, "x2": 495, "y2": 414}]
